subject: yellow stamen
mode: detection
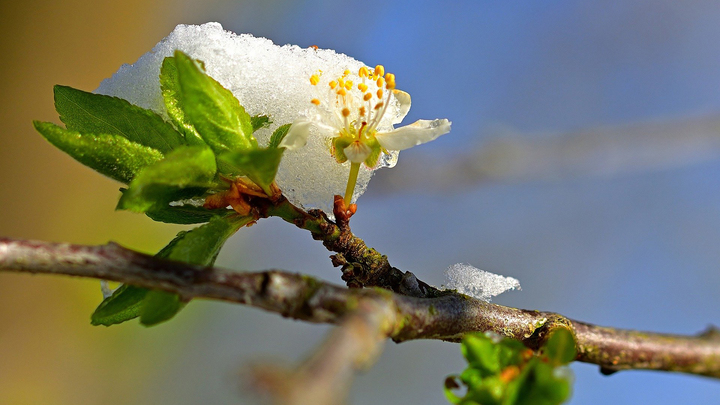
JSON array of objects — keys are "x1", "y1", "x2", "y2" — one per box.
[
  {"x1": 358, "y1": 83, "x2": 368, "y2": 92},
  {"x1": 338, "y1": 78, "x2": 345, "y2": 88},
  {"x1": 344, "y1": 80, "x2": 353, "y2": 90},
  {"x1": 329, "y1": 80, "x2": 337, "y2": 89},
  {"x1": 363, "y1": 93, "x2": 372, "y2": 101},
  {"x1": 374, "y1": 65, "x2": 385, "y2": 77},
  {"x1": 377, "y1": 89, "x2": 384, "y2": 99},
  {"x1": 311, "y1": 98, "x2": 320, "y2": 105},
  {"x1": 359, "y1": 66, "x2": 369, "y2": 78},
  {"x1": 337, "y1": 88, "x2": 347, "y2": 96},
  {"x1": 343, "y1": 69, "x2": 350, "y2": 76},
  {"x1": 374, "y1": 102, "x2": 384, "y2": 110},
  {"x1": 342, "y1": 108, "x2": 350, "y2": 117},
  {"x1": 385, "y1": 73, "x2": 396, "y2": 89},
  {"x1": 310, "y1": 74, "x2": 320, "y2": 85},
  {"x1": 359, "y1": 106, "x2": 366, "y2": 116},
  {"x1": 376, "y1": 77, "x2": 385, "y2": 88}
]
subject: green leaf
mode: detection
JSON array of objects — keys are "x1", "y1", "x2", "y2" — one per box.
[
  {"x1": 251, "y1": 115, "x2": 271, "y2": 132},
  {"x1": 173, "y1": 50, "x2": 257, "y2": 154},
  {"x1": 146, "y1": 204, "x2": 230, "y2": 224},
  {"x1": 462, "y1": 333, "x2": 501, "y2": 375},
  {"x1": 448, "y1": 332, "x2": 574, "y2": 405},
  {"x1": 54, "y1": 85, "x2": 184, "y2": 154},
  {"x1": 117, "y1": 145, "x2": 217, "y2": 213},
  {"x1": 34, "y1": 121, "x2": 163, "y2": 184},
  {"x1": 218, "y1": 148, "x2": 284, "y2": 195},
  {"x1": 138, "y1": 215, "x2": 250, "y2": 326},
  {"x1": 267, "y1": 123, "x2": 291, "y2": 149},
  {"x1": 93, "y1": 215, "x2": 250, "y2": 327},
  {"x1": 543, "y1": 329, "x2": 576, "y2": 365},
  {"x1": 160, "y1": 56, "x2": 206, "y2": 146},
  {"x1": 91, "y1": 285, "x2": 148, "y2": 326},
  {"x1": 139, "y1": 290, "x2": 184, "y2": 326},
  {"x1": 157, "y1": 215, "x2": 250, "y2": 265},
  {"x1": 512, "y1": 361, "x2": 572, "y2": 405}
]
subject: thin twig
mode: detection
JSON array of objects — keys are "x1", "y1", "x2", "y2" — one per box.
[{"x1": 1, "y1": 237, "x2": 719, "y2": 378}]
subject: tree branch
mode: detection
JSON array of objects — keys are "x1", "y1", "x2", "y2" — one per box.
[
  {"x1": 1, "y1": 236, "x2": 719, "y2": 379},
  {"x1": 258, "y1": 196, "x2": 437, "y2": 296}
]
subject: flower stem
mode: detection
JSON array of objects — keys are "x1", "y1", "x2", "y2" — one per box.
[{"x1": 344, "y1": 162, "x2": 361, "y2": 206}]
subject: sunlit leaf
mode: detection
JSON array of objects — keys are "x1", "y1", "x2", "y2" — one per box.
[
  {"x1": 34, "y1": 121, "x2": 163, "y2": 184},
  {"x1": 54, "y1": 85, "x2": 184, "y2": 153}
]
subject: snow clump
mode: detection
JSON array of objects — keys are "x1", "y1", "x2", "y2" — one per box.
[
  {"x1": 444, "y1": 263, "x2": 521, "y2": 302},
  {"x1": 95, "y1": 22, "x2": 406, "y2": 214}
]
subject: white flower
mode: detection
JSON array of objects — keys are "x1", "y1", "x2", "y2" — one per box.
[
  {"x1": 94, "y1": 22, "x2": 450, "y2": 213},
  {"x1": 280, "y1": 66, "x2": 451, "y2": 204}
]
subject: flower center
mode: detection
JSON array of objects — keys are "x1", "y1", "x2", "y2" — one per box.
[{"x1": 309, "y1": 65, "x2": 397, "y2": 143}]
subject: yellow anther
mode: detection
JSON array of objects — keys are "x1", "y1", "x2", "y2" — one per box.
[
  {"x1": 344, "y1": 80, "x2": 353, "y2": 90},
  {"x1": 364, "y1": 93, "x2": 372, "y2": 101},
  {"x1": 311, "y1": 98, "x2": 321, "y2": 105},
  {"x1": 358, "y1": 83, "x2": 368, "y2": 92},
  {"x1": 310, "y1": 74, "x2": 320, "y2": 85},
  {"x1": 385, "y1": 73, "x2": 396, "y2": 89},
  {"x1": 376, "y1": 77, "x2": 385, "y2": 88},
  {"x1": 359, "y1": 66, "x2": 370, "y2": 78},
  {"x1": 338, "y1": 78, "x2": 345, "y2": 88},
  {"x1": 329, "y1": 80, "x2": 337, "y2": 89},
  {"x1": 374, "y1": 102, "x2": 384, "y2": 110},
  {"x1": 342, "y1": 108, "x2": 351, "y2": 117},
  {"x1": 359, "y1": 106, "x2": 366, "y2": 116},
  {"x1": 337, "y1": 88, "x2": 347, "y2": 96},
  {"x1": 377, "y1": 89, "x2": 384, "y2": 99},
  {"x1": 343, "y1": 69, "x2": 350, "y2": 76},
  {"x1": 374, "y1": 65, "x2": 385, "y2": 77}
]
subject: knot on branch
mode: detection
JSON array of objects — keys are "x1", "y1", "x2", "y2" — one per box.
[
  {"x1": 525, "y1": 314, "x2": 576, "y2": 352},
  {"x1": 699, "y1": 325, "x2": 720, "y2": 341}
]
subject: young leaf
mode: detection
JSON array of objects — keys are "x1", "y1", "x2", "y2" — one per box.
[
  {"x1": 54, "y1": 85, "x2": 184, "y2": 154},
  {"x1": 461, "y1": 333, "x2": 501, "y2": 375},
  {"x1": 145, "y1": 204, "x2": 229, "y2": 224},
  {"x1": 543, "y1": 329, "x2": 577, "y2": 365},
  {"x1": 117, "y1": 145, "x2": 217, "y2": 213},
  {"x1": 160, "y1": 56, "x2": 206, "y2": 146},
  {"x1": 218, "y1": 148, "x2": 284, "y2": 195},
  {"x1": 173, "y1": 50, "x2": 257, "y2": 154},
  {"x1": 156, "y1": 215, "x2": 251, "y2": 265},
  {"x1": 251, "y1": 115, "x2": 271, "y2": 132},
  {"x1": 139, "y1": 215, "x2": 251, "y2": 326},
  {"x1": 91, "y1": 285, "x2": 148, "y2": 326},
  {"x1": 139, "y1": 290, "x2": 184, "y2": 326},
  {"x1": 447, "y1": 332, "x2": 574, "y2": 405},
  {"x1": 267, "y1": 123, "x2": 291, "y2": 149},
  {"x1": 34, "y1": 121, "x2": 163, "y2": 184},
  {"x1": 91, "y1": 215, "x2": 250, "y2": 327}
]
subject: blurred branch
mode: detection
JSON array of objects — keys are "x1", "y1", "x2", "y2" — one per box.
[
  {"x1": 2, "y1": 236, "x2": 720, "y2": 379},
  {"x1": 371, "y1": 114, "x2": 720, "y2": 194},
  {"x1": 248, "y1": 298, "x2": 395, "y2": 405}
]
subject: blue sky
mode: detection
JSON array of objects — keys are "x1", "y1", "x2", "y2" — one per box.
[{"x1": 146, "y1": 1, "x2": 720, "y2": 403}]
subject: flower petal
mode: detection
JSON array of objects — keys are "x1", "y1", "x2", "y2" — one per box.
[
  {"x1": 391, "y1": 89, "x2": 411, "y2": 124},
  {"x1": 279, "y1": 119, "x2": 314, "y2": 150},
  {"x1": 376, "y1": 119, "x2": 451, "y2": 151},
  {"x1": 279, "y1": 117, "x2": 337, "y2": 150},
  {"x1": 343, "y1": 141, "x2": 373, "y2": 163}
]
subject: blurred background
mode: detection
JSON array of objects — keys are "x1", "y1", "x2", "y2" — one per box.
[{"x1": 1, "y1": 0, "x2": 720, "y2": 403}]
